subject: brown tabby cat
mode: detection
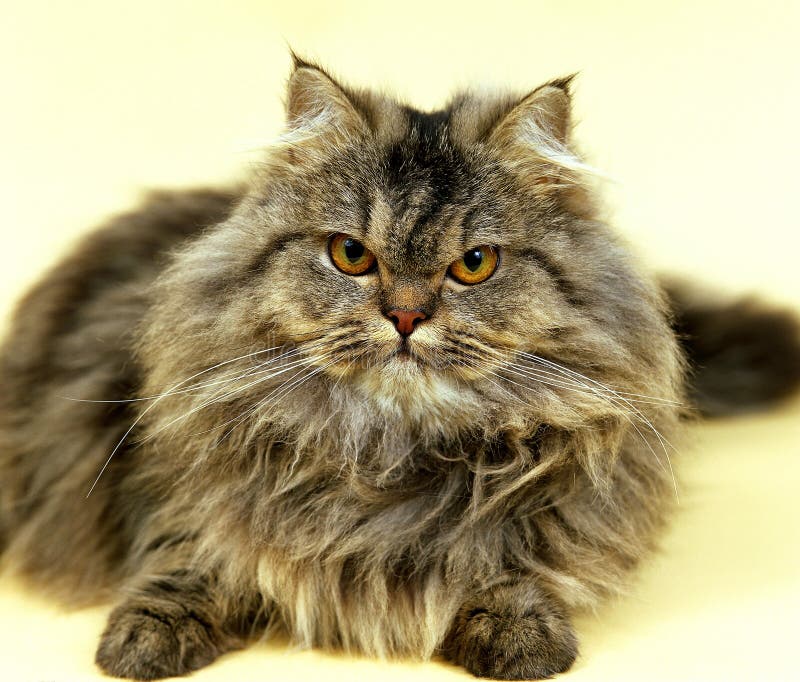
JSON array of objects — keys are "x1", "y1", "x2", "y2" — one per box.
[{"x1": 1, "y1": 57, "x2": 799, "y2": 680}]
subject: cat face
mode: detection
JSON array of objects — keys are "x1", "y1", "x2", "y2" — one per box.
[
  {"x1": 225, "y1": 65, "x2": 668, "y2": 416},
  {"x1": 248, "y1": 134, "x2": 568, "y2": 409},
  {"x1": 145, "y1": 62, "x2": 681, "y2": 441}
]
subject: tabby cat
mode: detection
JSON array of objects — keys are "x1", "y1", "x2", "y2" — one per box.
[{"x1": 1, "y1": 58, "x2": 798, "y2": 680}]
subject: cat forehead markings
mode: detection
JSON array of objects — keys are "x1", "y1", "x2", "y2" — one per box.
[
  {"x1": 366, "y1": 191, "x2": 467, "y2": 272},
  {"x1": 364, "y1": 109, "x2": 476, "y2": 270}
]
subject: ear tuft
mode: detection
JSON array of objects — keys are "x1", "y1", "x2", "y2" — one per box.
[
  {"x1": 481, "y1": 75, "x2": 600, "y2": 195},
  {"x1": 488, "y1": 76, "x2": 575, "y2": 149},
  {"x1": 285, "y1": 60, "x2": 366, "y2": 137},
  {"x1": 544, "y1": 73, "x2": 578, "y2": 96},
  {"x1": 288, "y1": 48, "x2": 314, "y2": 71}
]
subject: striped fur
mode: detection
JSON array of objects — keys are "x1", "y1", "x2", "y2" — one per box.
[{"x1": 1, "y1": 59, "x2": 798, "y2": 680}]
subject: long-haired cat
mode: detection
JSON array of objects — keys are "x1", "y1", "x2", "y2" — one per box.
[{"x1": 2, "y1": 58, "x2": 799, "y2": 680}]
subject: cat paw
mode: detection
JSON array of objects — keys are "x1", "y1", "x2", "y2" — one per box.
[
  {"x1": 95, "y1": 603, "x2": 225, "y2": 680},
  {"x1": 443, "y1": 602, "x2": 578, "y2": 680}
]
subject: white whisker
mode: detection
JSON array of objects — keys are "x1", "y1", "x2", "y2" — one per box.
[
  {"x1": 136, "y1": 354, "x2": 326, "y2": 446},
  {"x1": 522, "y1": 354, "x2": 679, "y2": 452},
  {"x1": 85, "y1": 344, "x2": 297, "y2": 497},
  {"x1": 214, "y1": 355, "x2": 342, "y2": 455},
  {"x1": 508, "y1": 353, "x2": 679, "y2": 499},
  {"x1": 515, "y1": 351, "x2": 683, "y2": 406},
  {"x1": 508, "y1": 362, "x2": 679, "y2": 409},
  {"x1": 193, "y1": 353, "x2": 333, "y2": 440},
  {"x1": 66, "y1": 345, "x2": 320, "y2": 404}
]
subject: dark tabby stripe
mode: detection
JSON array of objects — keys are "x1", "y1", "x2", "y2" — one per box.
[
  {"x1": 244, "y1": 231, "x2": 308, "y2": 279},
  {"x1": 518, "y1": 247, "x2": 585, "y2": 307}
]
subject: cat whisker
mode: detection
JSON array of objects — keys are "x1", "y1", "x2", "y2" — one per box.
[
  {"x1": 221, "y1": 357, "x2": 343, "y2": 464},
  {"x1": 169, "y1": 345, "x2": 329, "y2": 399},
  {"x1": 447, "y1": 336, "x2": 678, "y2": 495},
  {"x1": 65, "y1": 345, "x2": 313, "y2": 404},
  {"x1": 505, "y1": 362, "x2": 680, "y2": 408},
  {"x1": 505, "y1": 361, "x2": 668, "y2": 443},
  {"x1": 466, "y1": 362, "x2": 529, "y2": 408},
  {"x1": 193, "y1": 353, "x2": 334, "y2": 442},
  {"x1": 68, "y1": 338, "x2": 342, "y2": 405},
  {"x1": 515, "y1": 351, "x2": 684, "y2": 407},
  {"x1": 84, "y1": 344, "x2": 305, "y2": 497},
  {"x1": 497, "y1": 358, "x2": 679, "y2": 499},
  {"x1": 489, "y1": 365, "x2": 676, "y2": 487},
  {"x1": 501, "y1": 361, "x2": 678, "y2": 423},
  {"x1": 167, "y1": 337, "x2": 366, "y2": 447},
  {"x1": 136, "y1": 353, "x2": 329, "y2": 447},
  {"x1": 444, "y1": 341, "x2": 676, "y2": 487},
  {"x1": 519, "y1": 354, "x2": 679, "y2": 455}
]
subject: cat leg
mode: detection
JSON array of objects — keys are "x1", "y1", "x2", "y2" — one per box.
[
  {"x1": 442, "y1": 580, "x2": 578, "y2": 680},
  {"x1": 95, "y1": 564, "x2": 264, "y2": 680}
]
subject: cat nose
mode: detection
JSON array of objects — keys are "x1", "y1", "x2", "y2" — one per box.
[{"x1": 385, "y1": 308, "x2": 428, "y2": 337}]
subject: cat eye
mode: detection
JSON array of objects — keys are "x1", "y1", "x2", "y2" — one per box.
[
  {"x1": 448, "y1": 245, "x2": 499, "y2": 285},
  {"x1": 328, "y1": 233, "x2": 377, "y2": 276}
]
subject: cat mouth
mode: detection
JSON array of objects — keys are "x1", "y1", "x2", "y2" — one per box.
[{"x1": 387, "y1": 339, "x2": 423, "y2": 364}]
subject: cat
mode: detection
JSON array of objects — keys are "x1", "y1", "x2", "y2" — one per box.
[{"x1": 1, "y1": 56, "x2": 799, "y2": 680}]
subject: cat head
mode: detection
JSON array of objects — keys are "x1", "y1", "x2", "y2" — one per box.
[{"x1": 141, "y1": 59, "x2": 683, "y2": 458}]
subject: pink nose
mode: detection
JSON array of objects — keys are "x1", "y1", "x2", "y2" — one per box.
[{"x1": 386, "y1": 308, "x2": 428, "y2": 337}]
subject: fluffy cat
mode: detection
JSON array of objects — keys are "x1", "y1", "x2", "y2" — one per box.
[{"x1": 1, "y1": 58, "x2": 799, "y2": 680}]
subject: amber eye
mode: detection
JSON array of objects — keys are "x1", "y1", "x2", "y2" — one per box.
[
  {"x1": 328, "y1": 233, "x2": 377, "y2": 276},
  {"x1": 448, "y1": 245, "x2": 499, "y2": 285}
]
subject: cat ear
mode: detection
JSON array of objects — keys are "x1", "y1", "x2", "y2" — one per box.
[
  {"x1": 486, "y1": 76, "x2": 583, "y2": 190},
  {"x1": 285, "y1": 57, "x2": 368, "y2": 140},
  {"x1": 488, "y1": 77, "x2": 573, "y2": 148}
]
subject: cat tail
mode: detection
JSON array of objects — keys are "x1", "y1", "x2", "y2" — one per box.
[{"x1": 664, "y1": 280, "x2": 800, "y2": 417}]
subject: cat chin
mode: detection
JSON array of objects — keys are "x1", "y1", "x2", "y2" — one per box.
[{"x1": 350, "y1": 356, "x2": 480, "y2": 424}]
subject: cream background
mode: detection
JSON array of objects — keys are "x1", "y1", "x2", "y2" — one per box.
[{"x1": 1, "y1": 1, "x2": 799, "y2": 680}]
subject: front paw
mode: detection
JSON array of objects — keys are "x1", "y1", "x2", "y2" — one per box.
[
  {"x1": 443, "y1": 600, "x2": 577, "y2": 680},
  {"x1": 95, "y1": 604, "x2": 224, "y2": 680}
]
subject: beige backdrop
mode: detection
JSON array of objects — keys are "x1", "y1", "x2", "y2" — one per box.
[{"x1": 1, "y1": 1, "x2": 799, "y2": 681}]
